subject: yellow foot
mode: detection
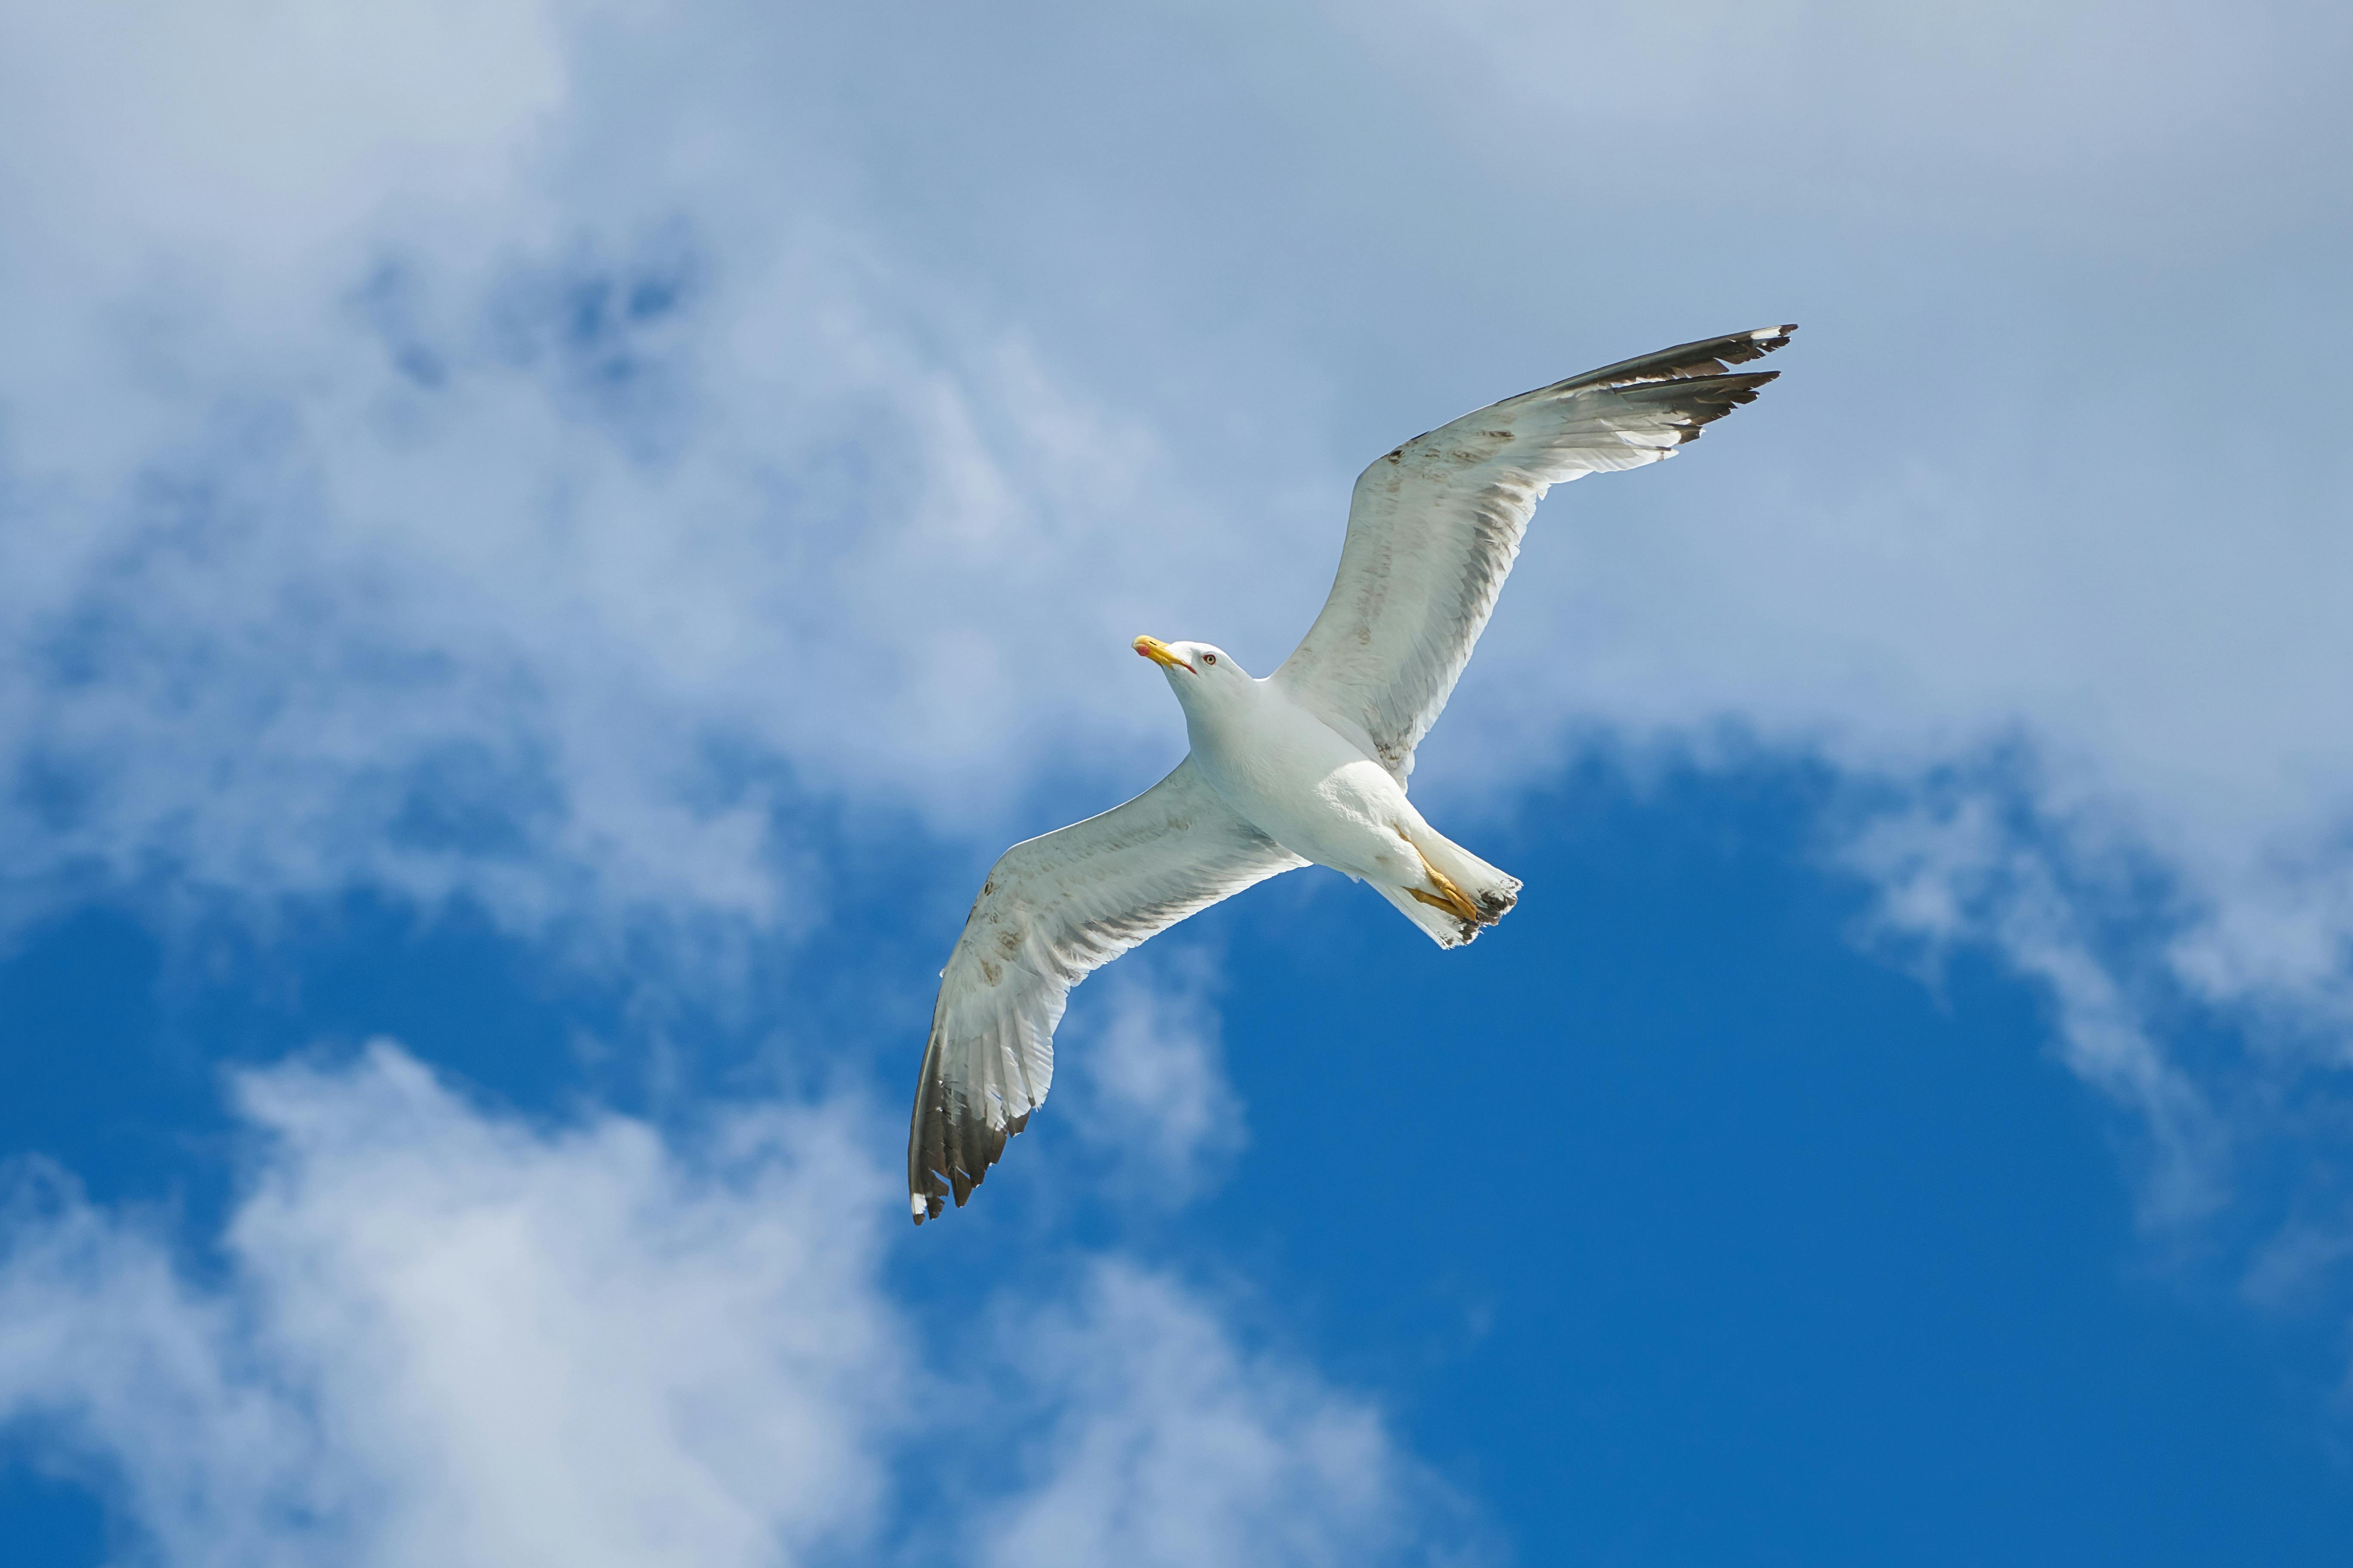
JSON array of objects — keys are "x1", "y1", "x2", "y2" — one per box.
[{"x1": 1405, "y1": 843, "x2": 1485, "y2": 925}]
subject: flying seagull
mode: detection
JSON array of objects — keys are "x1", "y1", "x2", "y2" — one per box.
[{"x1": 909, "y1": 325, "x2": 1795, "y2": 1223}]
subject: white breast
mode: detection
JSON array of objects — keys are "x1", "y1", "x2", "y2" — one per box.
[{"x1": 1184, "y1": 681, "x2": 1420, "y2": 882}]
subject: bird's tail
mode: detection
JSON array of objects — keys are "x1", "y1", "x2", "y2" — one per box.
[{"x1": 1373, "y1": 828, "x2": 1521, "y2": 949}]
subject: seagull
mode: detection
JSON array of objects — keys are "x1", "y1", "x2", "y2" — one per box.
[{"x1": 909, "y1": 325, "x2": 1794, "y2": 1222}]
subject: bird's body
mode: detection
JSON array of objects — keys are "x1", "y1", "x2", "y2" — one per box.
[
  {"x1": 909, "y1": 325, "x2": 1796, "y2": 1222},
  {"x1": 1155, "y1": 640, "x2": 1519, "y2": 945}
]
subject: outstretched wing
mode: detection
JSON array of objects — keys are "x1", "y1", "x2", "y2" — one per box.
[
  {"x1": 1274, "y1": 325, "x2": 1795, "y2": 781},
  {"x1": 909, "y1": 756, "x2": 1304, "y2": 1223}
]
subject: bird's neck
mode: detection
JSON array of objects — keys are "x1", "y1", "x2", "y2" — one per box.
[{"x1": 1179, "y1": 680, "x2": 1265, "y2": 759}]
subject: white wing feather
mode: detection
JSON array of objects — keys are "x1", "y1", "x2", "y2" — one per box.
[
  {"x1": 1273, "y1": 326, "x2": 1795, "y2": 781},
  {"x1": 909, "y1": 757, "x2": 1305, "y2": 1222}
]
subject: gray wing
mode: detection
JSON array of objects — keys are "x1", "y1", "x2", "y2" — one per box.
[
  {"x1": 909, "y1": 756, "x2": 1305, "y2": 1223},
  {"x1": 1272, "y1": 326, "x2": 1795, "y2": 781}
]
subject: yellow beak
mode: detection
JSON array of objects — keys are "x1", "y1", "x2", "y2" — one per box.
[{"x1": 1133, "y1": 635, "x2": 1193, "y2": 673}]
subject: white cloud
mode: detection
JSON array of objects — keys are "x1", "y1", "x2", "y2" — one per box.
[
  {"x1": 0, "y1": 0, "x2": 1321, "y2": 947},
  {"x1": 0, "y1": 1044, "x2": 900, "y2": 1567},
  {"x1": 1843, "y1": 795, "x2": 2227, "y2": 1223},
  {"x1": 979, "y1": 1262, "x2": 1474, "y2": 1568},
  {"x1": 1275, "y1": 0, "x2": 2353, "y2": 1221},
  {"x1": 1319, "y1": 0, "x2": 2350, "y2": 241},
  {"x1": 2, "y1": 0, "x2": 2351, "y2": 1308},
  {"x1": 0, "y1": 1044, "x2": 1452, "y2": 1567},
  {"x1": 0, "y1": 1172, "x2": 324, "y2": 1564},
  {"x1": 1060, "y1": 950, "x2": 1249, "y2": 1208},
  {"x1": 21, "y1": 0, "x2": 2353, "y2": 1547}
]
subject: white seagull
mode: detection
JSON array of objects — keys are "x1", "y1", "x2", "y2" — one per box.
[{"x1": 909, "y1": 326, "x2": 1795, "y2": 1222}]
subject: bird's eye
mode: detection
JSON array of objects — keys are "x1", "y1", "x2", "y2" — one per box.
[{"x1": 1203, "y1": 653, "x2": 1216, "y2": 665}]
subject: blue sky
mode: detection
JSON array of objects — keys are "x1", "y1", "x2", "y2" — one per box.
[{"x1": 4, "y1": 2, "x2": 2353, "y2": 1563}]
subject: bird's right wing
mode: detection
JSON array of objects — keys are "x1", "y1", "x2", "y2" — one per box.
[
  {"x1": 1274, "y1": 326, "x2": 1794, "y2": 782},
  {"x1": 909, "y1": 756, "x2": 1305, "y2": 1223}
]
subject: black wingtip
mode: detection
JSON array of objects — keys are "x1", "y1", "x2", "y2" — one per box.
[
  {"x1": 909, "y1": 1079, "x2": 1035, "y2": 1228},
  {"x1": 1552, "y1": 324, "x2": 1798, "y2": 397}
]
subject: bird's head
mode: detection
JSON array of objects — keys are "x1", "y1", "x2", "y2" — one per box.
[{"x1": 1133, "y1": 636, "x2": 1251, "y2": 710}]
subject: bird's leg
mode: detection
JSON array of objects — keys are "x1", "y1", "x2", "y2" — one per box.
[
  {"x1": 1407, "y1": 884, "x2": 1474, "y2": 919},
  {"x1": 1405, "y1": 841, "x2": 1486, "y2": 926}
]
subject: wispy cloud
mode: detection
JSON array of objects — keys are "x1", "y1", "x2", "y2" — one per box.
[
  {"x1": 1061, "y1": 950, "x2": 1250, "y2": 1209},
  {"x1": 977, "y1": 1262, "x2": 1472, "y2": 1568},
  {"x1": 0, "y1": 1044, "x2": 1455, "y2": 1567},
  {"x1": 8, "y1": 0, "x2": 2348, "y2": 1067},
  {"x1": 0, "y1": 2, "x2": 1341, "y2": 950},
  {"x1": 6, "y1": 0, "x2": 2353, "y2": 1529},
  {"x1": 1844, "y1": 793, "x2": 2227, "y2": 1223}
]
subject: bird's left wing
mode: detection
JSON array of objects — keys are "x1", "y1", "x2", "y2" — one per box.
[
  {"x1": 1274, "y1": 326, "x2": 1794, "y2": 782},
  {"x1": 909, "y1": 756, "x2": 1305, "y2": 1223}
]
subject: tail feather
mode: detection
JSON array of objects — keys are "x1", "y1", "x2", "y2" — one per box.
[
  {"x1": 1375, "y1": 829, "x2": 1521, "y2": 948},
  {"x1": 1376, "y1": 880, "x2": 1483, "y2": 948}
]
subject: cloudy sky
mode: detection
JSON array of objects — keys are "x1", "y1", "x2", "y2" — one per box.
[{"x1": 4, "y1": 1, "x2": 2352, "y2": 1562}]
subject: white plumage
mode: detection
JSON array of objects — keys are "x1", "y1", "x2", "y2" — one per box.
[{"x1": 910, "y1": 326, "x2": 1795, "y2": 1222}]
